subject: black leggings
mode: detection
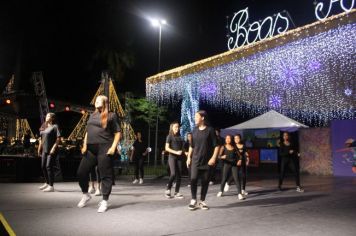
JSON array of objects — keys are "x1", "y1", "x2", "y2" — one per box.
[
  {"x1": 77, "y1": 143, "x2": 113, "y2": 200},
  {"x1": 241, "y1": 163, "x2": 247, "y2": 190},
  {"x1": 279, "y1": 157, "x2": 301, "y2": 187},
  {"x1": 220, "y1": 162, "x2": 242, "y2": 194},
  {"x1": 134, "y1": 158, "x2": 144, "y2": 179},
  {"x1": 167, "y1": 157, "x2": 183, "y2": 193},
  {"x1": 134, "y1": 157, "x2": 144, "y2": 179},
  {"x1": 227, "y1": 163, "x2": 247, "y2": 190},
  {"x1": 41, "y1": 152, "x2": 56, "y2": 186},
  {"x1": 190, "y1": 166, "x2": 210, "y2": 201}
]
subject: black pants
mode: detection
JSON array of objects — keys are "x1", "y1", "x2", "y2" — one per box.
[
  {"x1": 41, "y1": 152, "x2": 55, "y2": 186},
  {"x1": 279, "y1": 157, "x2": 301, "y2": 187},
  {"x1": 133, "y1": 157, "x2": 144, "y2": 179},
  {"x1": 77, "y1": 143, "x2": 113, "y2": 200},
  {"x1": 208, "y1": 164, "x2": 217, "y2": 183},
  {"x1": 190, "y1": 165, "x2": 210, "y2": 201},
  {"x1": 90, "y1": 166, "x2": 100, "y2": 182},
  {"x1": 241, "y1": 163, "x2": 247, "y2": 190},
  {"x1": 220, "y1": 162, "x2": 242, "y2": 194},
  {"x1": 167, "y1": 156, "x2": 183, "y2": 193}
]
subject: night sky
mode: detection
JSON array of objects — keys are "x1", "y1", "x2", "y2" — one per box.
[{"x1": 0, "y1": 0, "x2": 328, "y2": 130}]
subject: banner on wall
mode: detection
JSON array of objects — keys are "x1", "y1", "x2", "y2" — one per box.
[{"x1": 331, "y1": 120, "x2": 356, "y2": 176}]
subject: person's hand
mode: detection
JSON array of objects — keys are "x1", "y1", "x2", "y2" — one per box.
[
  {"x1": 237, "y1": 160, "x2": 242, "y2": 166},
  {"x1": 81, "y1": 145, "x2": 87, "y2": 155},
  {"x1": 176, "y1": 150, "x2": 183, "y2": 156},
  {"x1": 208, "y1": 158, "x2": 216, "y2": 166},
  {"x1": 220, "y1": 155, "x2": 226, "y2": 160},
  {"x1": 186, "y1": 158, "x2": 191, "y2": 168},
  {"x1": 246, "y1": 158, "x2": 250, "y2": 166},
  {"x1": 289, "y1": 150, "x2": 294, "y2": 154},
  {"x1": 37, "y1": 149, "x2": 41, "y2": 157},
  {"x1": 107, "y1": 147, "x2": 116, "y2": 156}
]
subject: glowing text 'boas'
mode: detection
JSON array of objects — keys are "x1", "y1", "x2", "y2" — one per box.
[
  {"x1": 227, "y1": 7, "x2": 289, "y2": 50},
  {"x1": 315, "y1": 0, "x2": 355, "y2": 20}
]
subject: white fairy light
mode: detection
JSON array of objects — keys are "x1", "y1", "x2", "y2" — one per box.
[{"x1": 147, "y1": 22, "x2": 356, "y2": 126}]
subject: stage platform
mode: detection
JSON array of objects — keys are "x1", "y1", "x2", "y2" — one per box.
[{"x1": 0, "y1": 175, "x2": 355, "y2": 236}]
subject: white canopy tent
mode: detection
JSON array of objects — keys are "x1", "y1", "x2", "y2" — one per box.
[{"x1": 222, "y1": 110, "x2": 308, "y2": 136}]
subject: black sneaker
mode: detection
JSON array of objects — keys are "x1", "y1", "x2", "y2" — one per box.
[
  {"x1": 199, "y1": 201, "x2": 209, "y2": 210},
  {"x1": 278, "y1": 185, "x2": 283, "y2": 191},
  {"x1": 188, "y1": 200, "x2": 198, "y2": 210}
]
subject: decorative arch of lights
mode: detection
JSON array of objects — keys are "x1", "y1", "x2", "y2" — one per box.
[{"x1": 146, "y1": 10, "x2": 356, "y2": 127}]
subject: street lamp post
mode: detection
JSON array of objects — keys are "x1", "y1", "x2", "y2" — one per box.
[{"x1": 150, "y1": 18, "x2": 166, "y2": 167}]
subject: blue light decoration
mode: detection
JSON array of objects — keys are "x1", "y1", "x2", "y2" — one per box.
[
  {"x1": 345, "y1": 88, "x2": 353, "y2": 96},
  {"x1": 245, "y1": 75, "x2": 257, "y2": 85},
  {"x1": 269, "y1": 95, "x2": 282, "y2": 108},
  {"x1": 180, "y1": 82, "x2": 199, "y2": 139},
  {"x1": 146, "y1": 12, "x2": 356, "y2": 126}
]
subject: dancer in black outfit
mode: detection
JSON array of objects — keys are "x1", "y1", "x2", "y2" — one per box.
[
  {"x1": 165, "y1": 122, "x2": 184, "y2": 199},
  {"x1": 278, "y1": 132, "x2": 304, "y2": 193},
  {"x1": 184, "y1": 133, "x2": 192, "y2": 187},
  {"x1": 38, "y1": 113, "x2": 61, "y2": 192},
  {"x1": 187, "y1": 110, "x2": 219, "y2": 210},
  {"x1": 130, "y1": 131, "x2": 148, "y2": 184},
  {"x1": 77, "y1": 95, "x2": 121, "y2": 213},
  {"x1": 208, "y1": 128, "x2": 224, "y2": 185},
  {"x1": 217, "y1": 135, "x2": 245, "y2": 200},
  {"x1": 235, "y1": 134, "x2": 249, "y2": 196}
]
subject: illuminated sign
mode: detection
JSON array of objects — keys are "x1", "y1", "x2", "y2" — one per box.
[
  {"x1": 227, "y1": 7, "x2": 289, "y2": 50},
  {"x1": 314, "y1": 0, "x2": 355, "y2": 20}
]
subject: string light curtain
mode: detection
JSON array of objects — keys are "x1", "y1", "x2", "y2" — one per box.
[{"x1": 146, "y1": 11, "x2": 356, "y2": 126}]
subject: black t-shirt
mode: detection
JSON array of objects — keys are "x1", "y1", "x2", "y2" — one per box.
[
  {"x1": 279, "y1": 142, "x2": 297, "y2": 158},
  {"x1": 166, "y1": 134, "x2": 184, "y2": 158},
  {"x1": 222, "y1": 146, "x2": 238, "y2": 164},
  {"x1": 191, "y1": 126, "x2": 218, "y2": 169},
  {"x1": 86, "y1": 112, "x2": 121, "y2": 144},
  {"x1": 132, "y1": 140, "x2": 146, "y2": 159},
  {"x1": 40, "y1": 124, "x2": 61, "y2": 153}
]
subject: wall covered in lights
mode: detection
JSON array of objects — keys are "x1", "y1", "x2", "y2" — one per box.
[{"x1": 146, "y1": 11, "x2": 356, "y2": 126}]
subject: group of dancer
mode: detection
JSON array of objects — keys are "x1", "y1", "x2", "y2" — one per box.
[{"x1": 37, "y1": 95, "x2": 303, "y2": 213}]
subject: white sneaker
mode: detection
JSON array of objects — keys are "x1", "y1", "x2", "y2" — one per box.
[
  {"x1": 238, "y1": 193, "x2": 245, "y2": 200},
  {"x1": 174, "y1": 193, "x2": 184, "y2": 199},
  {"x1": 296, "y1": 186, "x2": 305, "y2": 193},
  {"x1": 42, "y1": 186, "x2": 54, "y2": 192},
  {"x1": 165, "y1": 189, "x2": 171, "y2": 198},
  {"x1": 224, "y1": 183, "x2": 230, "y2": 192},
  {"x1": 132, "y1": 179, "x2": 138, "y2": 184},
  {"x1": 199, "y1": 201, "x2": 209, "y2": 210},
  {"x1": 88, "y1": 186, "x2": 95, "y2": 194},
  {"x1": 97, "y1": 200, "x2": 108, "y2": 213},
  {"x1": 39, "y1": 183, "x2": 48, "y2": 190},
  {"x1": 217, "y1": 191, "x2": 223, "y2": 197},
  {"x1": 94, "y1": 188, "x2": 101, "y2": 196},
  {"x1": 209, "y1": 181, "x2": 214, "y2": 185},
  {"x1": 77, "y1": 193, "x2": 91, "y2": 208},
  {"x1": 188, "y1": 199, "x2": 198, "y2": 210},
  {"x1": 139, "y1": 178, "x2": 143, "y2": 184},
  {"x1": 242, "y1": 190, "x2": 249, "y2": 196}
]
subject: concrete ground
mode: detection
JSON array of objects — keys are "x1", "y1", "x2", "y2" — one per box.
[{"x1": 0, "y1": 175, "x2": 356, "y2": 236}]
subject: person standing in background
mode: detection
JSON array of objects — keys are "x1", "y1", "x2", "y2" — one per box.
[
  {"x1": 38, "y1": 113, "x2": 61, "y2": 192},
  {"x1": 131, "y1": 131, "x2": 148, "y2": 184}
]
